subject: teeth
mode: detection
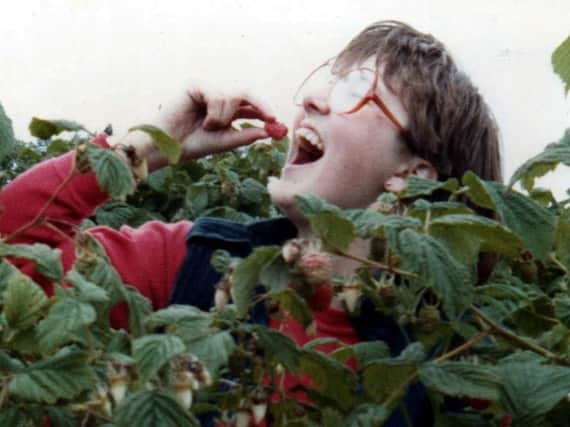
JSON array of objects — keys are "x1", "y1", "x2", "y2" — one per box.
[{"x1": 295, "y1": 128, "x2": 323, "y2": 152}]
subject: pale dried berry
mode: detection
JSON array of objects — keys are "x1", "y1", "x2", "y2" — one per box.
[
  {"x1": 341, "y1": 284, "x2": 362, "y2": 313},
  {"x1": 174, "y1": 386, "x2": 193, "y2": 410},
  {"x1": 215, "y1": 288, "x2": 230, "y2": 313},
  {"x1": 235, "y1": 409, "x2": 252, "y2": 427},
  {"x1": 281, "y1": 239, "x2": 305, "y2": 264},
  {"x1": 252, "y1": 402, "x2": 267, "y2": 425},
  {"x1": 297, "y1": 250, "x2": 332, "y2": 286},
  {"x1": 305, "y1": 320, "x2": 317, "y2": 337},
  {"x1": 109, "y1": 377, "x2": 127, "y2": 404}
]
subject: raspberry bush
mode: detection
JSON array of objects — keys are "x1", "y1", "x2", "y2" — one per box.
[{"x1": 0, "y1": 35, "x2": 568, "y2": 427}]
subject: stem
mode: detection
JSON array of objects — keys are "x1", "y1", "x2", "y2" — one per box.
[
  {"x1": 330, "y1": 244, "x2": 417, "y2": 278},
  {"x1": 469, "y1": 305, "x2": 570, "y2": 365},
  {"x1": 43, "y1": 221, "x2": 76, "y2": 246},
  {"x1": 4, "y1": 162, "x2": 78, "y2": 243},
  {"x1": 381, "y1": 330, "x2": 490, "y2": 410},
  {"x1": 0, "y1": 378, "x2": 10, "y2": 409}
]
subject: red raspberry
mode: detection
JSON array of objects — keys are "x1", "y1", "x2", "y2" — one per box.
[
  {"x1": 297, "y1": 250, "x2": 333, "y2": 286},
  {"x1": 306, "y1": 282, "x2": 334, "y2": 312},
  {"x1": 264, "y1": 120, "x2": 288, "y2": 139},
  {"x1": 466, "y1": 398, "x2": 492, "y2": 411},
  {"x1": 499, "y1": 414, "x2": 513, "y2": 427}
]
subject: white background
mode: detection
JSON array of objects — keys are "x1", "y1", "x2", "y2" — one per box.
[{"x1": 1, "y1": 0, "x2": 569, "y2": 193}]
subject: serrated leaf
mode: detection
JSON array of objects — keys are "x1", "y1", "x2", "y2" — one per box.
[
  {"x1": 232, "y1": 246, "x2": 281, "y2": 318},
  {"x1": 400, "y1": 176, "x2": 458, "y2": 198},
  {"x1": 500, "y1": 362, "x2": 570, "y2": 424},
  {"x1": 346, "y1": 209, "x2": 421, "y2": 238},
  {"x1": 352, "y1": 341, "x2": 390, "y2": 367},
  {"x1": 29, "y1": 117, "x2": 85, "y2": 139},
  {"x1": 462, "y1": 171, "x2": 496, "y2": 210},
  {"x1": 65, "y1": 269, "x2": 109, "y2": 303},
  {"x1": 419, "y1": 361, "x2": 501, "y2": 400},
  {"x1": 299, "y1": 349, "x2": 357, "y2": 410},
  {"x1": 463, "y1": 173, "x2": 556, "y2": 260},
  {"x1": 0, "y1": 103, "x2": 15, "y2": 164},
  {"x1": 344, "y1": 403, "x2": 389, "y2": 427},
  {"x1": 9, "y1": 347, "x2": 96, "y2": 404},
  {"x1": 259, "y1": 254, "x2": 290, "y2": 292},
  {"x1": 239, "y1": 177, "x2": 268, "y2": 204},
  {"x1": 3, "y1": 273, "x2": 47, "y2": 330},
  {"x1": 129, "y1": 124, "x2": 181, "y2": 164},
  {"x1": 0, "y1": 351, "x2": 24, "y2": 373},
  {"x1": 86, "y1": 143, "x2": 136, "y2": 199},
  {"x1": 187, "y1": 330, "x2": 235, "y2": 375},
  {"x1": 554, "y1": 295, "x2": 570, "y2": 328},
  {"x1": 37, "y1": 298, "x2": 96, "y2": 353},
  {"x1": 0, "y1": 408, "x2": 32, "y2": 427},
  {"x1": 295, "y1": 194, "x2": 342, "y2": 217},
  {"x1": 0, "y1": 242, "x2": 63, "y2": 281},
  {"x1": 114, "y1": 389, "x2": 199, "y2": 427},
  {"x1": 211, "y1": 249, "x2": 232, "y2": 273},
  {"x1": 253, "y1": 326, "x2": 301, "y2": 370},
  {"x1": 146, "y1": 305, "x2": 214, "y2": 342},
  {"x1": 552, "y1": 36, "x2": 570, "y2": 95},
  {"x1": 95, "y1": 201, "x2": 138, "y2": 229},
  {"x1": 273, "y1": 288, "x2": 312, "y2": 328},
  {"x1": 508, "y1": 130, "x2": 570, "y2": 191},
  {"x1": 132, "y1": 334, "x2": 186, "y2": 383},
  {"x1": 43, "y1": 407, "x2": 78, "y2": 427},
  {"x1": 388, "y1": 229, "x2": 473, "y2": 319},
  {"x1": 430, "y1": 214, "x2": 523, "y2": 258},
  {"x1": 309, "y1": 212, "x2": 356, "y2": 251},
  {"x1": 124, "y1": 285, "x2": 152, "y2": 337}
]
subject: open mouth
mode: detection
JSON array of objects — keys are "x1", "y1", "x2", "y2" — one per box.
[{"x1": 291, "y1": 128, "x2": 324, "y2": 165}]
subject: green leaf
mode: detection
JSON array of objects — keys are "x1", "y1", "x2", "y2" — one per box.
[
  {"x1": 552, "y1": 36, "x2": 570, "y2": 95},
  {"x1": 43, "y1": 407, "x2": 78, "y2": 427},
  {"x1": 254, "y1": 326, "x2": 301, "y2": 370},
  {"x1": 500, "y1": 362, "x2": 570, "y2": 424},
  {"x1": 462, "y1": 171, "x2": 496, "y2": 210},
  {"x1": 0, "y1": 351, "x2": 24, "y2": 373},
  {"x1": 0, "y1": 242, "x2": 63, "y2": 281},
  {"x1": 508, "y1": 129, "x2": 570, "y2": 191},
  {"x1": 400, "y1": 176, "x2": 458, "y2": 198},
  {"x1": 344, "y1": 403, "x2": 389, "y2": 427},
  {"x1": 132, "y1": 334, "x2": 186, "y2": 383},
  {"x1": 0, "y1": 103, "x2": 15, "y2": 164},
  {"x1": 232, "y1": 246, "x2": 281, "y2": 318},
  {"x1": 37, "y1": 298, "x2": 96, "y2": 353},
  {"x1": 352, "y1": 341, "x2": 390, "y2": 367},
  {"x1": 346, "y1": 209, "x2": 421, "y2": 238},
  {"x1": 259, "y1": 254, "x2": 290, "y2": 292},
  {"x1": 239, "y1": 177, "x2": 268, "y2": 204},
  {"x1": 554, "y1": 294, "x2": 570, "y2": 328},
  {"x1": 430, "y1": 214, "x2": 523, "y2": 258},
  {"x1": 29, "y1": 117, "x2": 85, "y2": 139},
  {"x1": 146, "y1": 305, "x2": 214, "y2": 342},
  {"x1": 3, "y1": 273, "x2": 48, "y2": 330},
  {"x1": 211, "y1": 249, "x2": 232, "y2": 274},
  {"x1": 124, "y1": 285, "x2": 152, "y2": 338},
  {"x1": 295, "y1": 194, "x2": 342, "y2": 216},
  {"x1": 86, "y1": 143, "x2": 136, "y2": 199},
  {"x1": 463, "y1": 174, "x2": 556, "y2": 260},
  {"x1": 129, "y1": 124, "x2": 181, "y2": 165},
  {"x1": 65, "y1": 269, "x2": 110, "y2": 303},
  {"x1": 309, "y1": 212, "x2": 356, "y2": 251},
  {"x1": 388, "y1": 229, "x2": 473, "y2": 319},
  {"x1": 299, "y1": 349, "x2": 358, "y2": 410},
  {"x1": 419, "y1": 361, "x2": 501, "y2": 400},
  {"x1": 9, "y1": 347, "x2": 96, "y2": 404},
  {"x1": 114, "y1": 389, "x2": 199, "y2": 427},
  {"x1": 0, "y1": 408, "x2": 32, "y2": 427},
  {"x1": 273, "y1": 288, "x2": 312, "y2": 328},
  {"x1": 187, "y1": 330, "x2": 235, "y2": 375}
]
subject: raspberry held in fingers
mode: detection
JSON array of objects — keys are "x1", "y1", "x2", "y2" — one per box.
[{"x1": 264, "y1": 120, "x2": 288, "y2": 139}]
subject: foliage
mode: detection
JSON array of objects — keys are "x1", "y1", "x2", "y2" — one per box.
[{"x1": 0, "y1": 40, "x2": 569, "y2": 426}]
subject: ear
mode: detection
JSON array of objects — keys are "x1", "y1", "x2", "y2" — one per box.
[{"x1": 383, "y1": 158, "x2": 438, "y2": 193}]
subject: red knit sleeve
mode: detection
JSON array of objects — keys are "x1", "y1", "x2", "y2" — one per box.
[{"x1": 0, "y1": 135, "x2": 192, "y2": 328}]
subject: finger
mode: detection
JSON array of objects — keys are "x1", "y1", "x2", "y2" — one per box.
[
  {"x1": 232, "y1": 106, "x2": 270, "y2": 121},
  {"x1": 202, "y1": 97, "x2": 225, "y2": 131},
  {"x1": 215, "y1": 128, "x2": 269, "y2": 152},
  {"x1": 240, "y1": 95, "x2": 276, "y2": 122}
]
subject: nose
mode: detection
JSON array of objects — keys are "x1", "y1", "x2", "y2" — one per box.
[{"x1": 302, "y1": 89, "x2": 331, "y2": 115}]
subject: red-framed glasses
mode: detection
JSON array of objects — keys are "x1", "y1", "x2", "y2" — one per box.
[{"x1": 293, "y1": 59, "x2": 405, "y2": 132}]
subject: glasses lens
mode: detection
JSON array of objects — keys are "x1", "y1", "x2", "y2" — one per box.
[
  {"x1": 293, "y1": 64, "x2": 335, "y2": 106},
  {"x1": 329, "y1": 69, "x2": 375, "y2": 113}
]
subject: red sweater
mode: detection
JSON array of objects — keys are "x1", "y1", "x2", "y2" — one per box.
[{"x1": 0, "y1": 134, "x2": 358, "y2": 347}]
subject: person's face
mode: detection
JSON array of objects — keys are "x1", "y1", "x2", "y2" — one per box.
[{"x1": 269, "y1": 57, "x2": 413, "y2": 222}]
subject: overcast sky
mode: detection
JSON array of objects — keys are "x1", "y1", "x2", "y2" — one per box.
[{"x1": 1, "y1": 0, "x2": 569, "y2": 193}]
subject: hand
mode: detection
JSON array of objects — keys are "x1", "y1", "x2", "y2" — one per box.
[
  {"x1": 114, "y1": 87, "x2": 275, "y2": 172},
  {"x1": 161, "y1": 87, "x2": 274, "y2": 165}
]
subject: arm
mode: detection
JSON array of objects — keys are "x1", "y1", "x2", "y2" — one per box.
[{"x1": 0, "y1": 88, "x2": 274, "y2": 313}]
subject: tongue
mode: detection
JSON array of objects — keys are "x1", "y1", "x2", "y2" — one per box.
[{"x1": 295, "y1": 144, "x2": 323, "y2": 164}]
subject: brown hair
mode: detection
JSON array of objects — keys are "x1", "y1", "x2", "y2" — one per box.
[{"x1": 335, "y1": 20, "x2": 502, "y2": 183}]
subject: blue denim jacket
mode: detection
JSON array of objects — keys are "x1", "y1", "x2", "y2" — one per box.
[{"x1": 169, "y1": 217, "x2": 433, "y2": 426}]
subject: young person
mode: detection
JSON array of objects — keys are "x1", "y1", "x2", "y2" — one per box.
[{"x1": 0, "y1": 21, "x2": 501, "y2": 426}]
